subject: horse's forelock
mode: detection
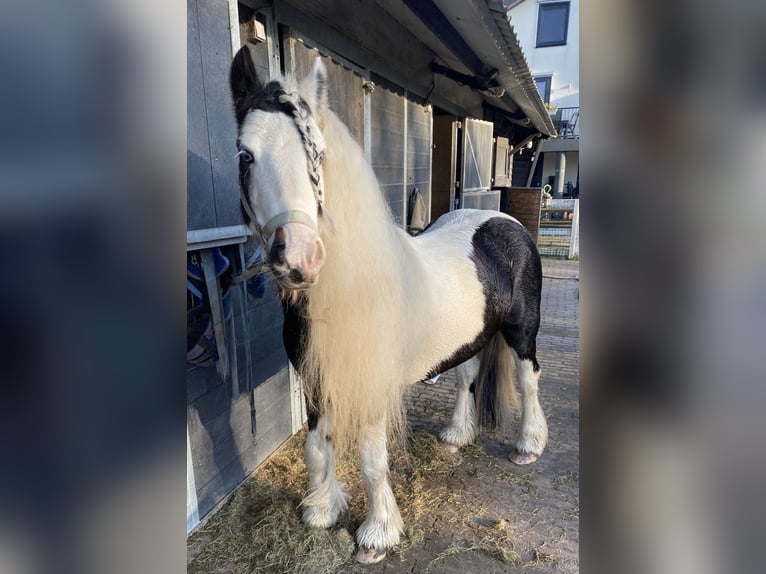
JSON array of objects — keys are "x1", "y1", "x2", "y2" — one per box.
[{"x1": 237, "y1": 80, "x2": 312, "y2": 128}]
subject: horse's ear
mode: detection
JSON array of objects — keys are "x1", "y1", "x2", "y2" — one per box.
[
  {"x1": 300, "y1": 57, "x2": 328, "y2": 118},
  {"x1": 230, "y1": 46, "x2": 262, "y2": 125}
]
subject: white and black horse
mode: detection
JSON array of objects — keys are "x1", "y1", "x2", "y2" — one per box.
[{"x1": 230, "y1": 47, "x2": 547, "y2": 563}]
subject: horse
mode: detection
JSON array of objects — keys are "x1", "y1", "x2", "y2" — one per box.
[{"x1": 229, "y1": 47, "x2": 548, "y2": 564}]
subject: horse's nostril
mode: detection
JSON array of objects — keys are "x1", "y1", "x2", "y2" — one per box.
[
  {"x1": 288, "y1": 268, "x2": 304, "y2": 283},
  {"x1": 270, "y1": 227, "x2": 287, "y2": 262}
]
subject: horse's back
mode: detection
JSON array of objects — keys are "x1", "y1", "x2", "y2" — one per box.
[
  {"x1": 425, "y1": 208, "x2": 542, "y2": 334},
  {"x1": 424, "y1": 208, "x2": 520, "y2": 234},
  {"x1": 418, "y1": 209, "x2": 538, "y2": 268},
  {"x1": 402, "y1": 208, "x2": 541, "y2": 380}
]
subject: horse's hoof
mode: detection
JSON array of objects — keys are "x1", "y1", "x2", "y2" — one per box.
[
  {"x1": 509, "y1": 450, "x2": 539, "y2": 465},
  {"x1": 439, "y1": 442, "x2": 460, "y2": 454},
  {"x1": 355, "y1": 546, "x2": 387, "y2": 564}
]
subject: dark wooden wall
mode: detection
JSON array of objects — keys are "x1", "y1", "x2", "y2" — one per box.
[
  {"x1": 286, "y1": 39, "x2": 433, "y2": 229},
  {"x1": 431, "y1": 115, "x2": 457, "y2": 220},
  {"x1": 187, "y1": 2, "x2": 294, "y2": 526},
  {"x1": 187, "y1": 0, "x2": 242, "y2": 231},
  {"x1": 286, "y1": 38, "x2": 365, "y2": 148}
]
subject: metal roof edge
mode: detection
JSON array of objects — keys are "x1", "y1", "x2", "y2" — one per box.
[{"x1": 476, "y1": 0, "x2": 557, "y2": 136}]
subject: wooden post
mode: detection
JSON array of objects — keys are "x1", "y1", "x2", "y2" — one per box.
[{"x1": 200, "y1": 249, "x2": 229, "y2": 381}]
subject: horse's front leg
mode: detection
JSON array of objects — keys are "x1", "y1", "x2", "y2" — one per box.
[
  {"x1": 302, "y1": 408, "x2": 348, "y2": 528},
  {"x1": 355, "y1": 419, "x2": 403, "y2": 564}
]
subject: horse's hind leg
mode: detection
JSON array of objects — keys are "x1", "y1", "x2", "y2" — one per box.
[
  {"x1": 302, "y1": 407, "x2": 348, "y2": 528},
  {"x1": 507, "y1": 344, "x2": 548, "y2": 465},
  {"x1": 439, "y1": 355, "x2": 480, "y2": 452},
  {"x1": 355, "y1": 418, "x2": 403, "y2": 564}
]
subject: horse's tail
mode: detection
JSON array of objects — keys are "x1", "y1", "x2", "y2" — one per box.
[{"x1": 475, "y1": 333, "x2": 519, "y2": 430}]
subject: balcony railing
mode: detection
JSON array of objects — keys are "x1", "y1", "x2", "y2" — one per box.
[{"x1": 550, "y1": 106, "x2": 579, "y2": 139}]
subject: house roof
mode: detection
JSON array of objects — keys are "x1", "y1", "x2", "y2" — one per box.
[{"x1": 385, "y1": 0, "x2": 556, "y2": 137}]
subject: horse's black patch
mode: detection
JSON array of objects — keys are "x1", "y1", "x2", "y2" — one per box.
[
  {"x1": 282, "y1": 296, "x2": 309, "y2": 376},
  {"x1": 473, "y1": 217, "x2": 542, "y2": 368},
  {"x1": 424, "y1": 217, "x2": 542, "y2": 378},
  {"x1": 282, "y1": 295, "x2": 323, "y2": 430},
  {"x1": 238, "y1": 155, "x2": 252, "y2": 224}
]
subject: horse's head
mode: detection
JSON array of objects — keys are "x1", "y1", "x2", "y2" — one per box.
[{"x1": 230, "y1": 47, "x2": 328, "y2": 290}]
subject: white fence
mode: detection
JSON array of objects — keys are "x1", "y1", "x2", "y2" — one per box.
[{"x1": 538, "y1": 199, "x2": 579, "y2": 258}]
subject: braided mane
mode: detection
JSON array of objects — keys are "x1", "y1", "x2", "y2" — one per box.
[{"x1": 273, "y1": 90, "x2": 325, "y2": 210}]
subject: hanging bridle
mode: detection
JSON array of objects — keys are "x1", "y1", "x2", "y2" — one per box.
[{"x1": 237, "y1": 87, "x2": 325, "y2": 250}]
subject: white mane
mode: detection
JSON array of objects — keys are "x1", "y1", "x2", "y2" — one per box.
[{"x1": 301, "y1": 110, "x2": 413, "y2": 453}]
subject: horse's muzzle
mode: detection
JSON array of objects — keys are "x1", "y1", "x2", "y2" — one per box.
[
  {"x1": 269, "y1": 265, "x2": 318, "y2": 291},
  {"x1": 268, "y1": 226, "x2": 324, "y2": 290}
]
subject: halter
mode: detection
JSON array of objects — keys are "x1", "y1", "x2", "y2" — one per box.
[{"x1": 238, "y1": 88, "x2": 325, "y2": 250}]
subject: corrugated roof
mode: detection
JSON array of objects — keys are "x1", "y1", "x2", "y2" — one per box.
[
  {"x1": 274, "y1": 0, "x2": 555, "y2": 137},
  {"x1": 433, "y1": 0, "x2": 556, "y2": 136}
]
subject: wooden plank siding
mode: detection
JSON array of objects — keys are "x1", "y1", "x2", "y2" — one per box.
[
  {"x1": 285, "y1": 38, "x2": 365, "y2": 147},
  {"x1": 187, "y1": 263, "x2": 293, "y2": 522},
  {"x1": 187, "y1": 0, "x2": 217, "y2": 231},
  {"x1": 187, "y1": 3, "x2": 295, "y2": 530},
  {"x1": 187, "y1": 0, "x2": 242, "y2": 231},
  {"x1": 285, "y1": 37, "x2": 432, "y2": 230},
  {"x1": 406, "y1": 95, "x2": 433, "y2": 226},
  {"x1": 369, "y1": 77, "x2": 407, "y2": 226}
]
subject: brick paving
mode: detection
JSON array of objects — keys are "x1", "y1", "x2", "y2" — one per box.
[{"x1": 406, "y1": 258, "x2": 580, "y2": 428}]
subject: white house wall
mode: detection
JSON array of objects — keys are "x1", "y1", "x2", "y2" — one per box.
[{"x1": 509, "y1": 0, "x2": 579, "y2": 108}]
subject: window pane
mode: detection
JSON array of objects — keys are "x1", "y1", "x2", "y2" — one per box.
[
  {"x1": 537, "y1": 2, "x2": 569, "y2": 47},
  {"x1": 535, "y1": 76, "x2": 551, "y2": 103}
]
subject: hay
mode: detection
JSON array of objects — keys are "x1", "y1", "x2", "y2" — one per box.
[
  {"x1": 552, "y1": 470, "x2": 578, "y2": 490},
  {"x1": 428, "y1": 519, "x2": 523, "y2": 568},
  {"x1": 187, "y1": 429, "x2": 470, "y2": 573},
  {"x1": 529, "y1": 546, "x2": 556, "y2": 565},
  {"x1": 187, "y1": 428, "x2": 542, "y2": 572},
  {"x1": 187, "y1": 430, "x2": 356, "y2": 574}
]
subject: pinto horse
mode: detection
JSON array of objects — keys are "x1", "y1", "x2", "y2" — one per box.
[{"x1": 230, "y1": 47, "x2": 548, "y2": 563}]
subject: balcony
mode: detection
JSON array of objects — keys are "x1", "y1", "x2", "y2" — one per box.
[
  {"x1": 550, "y1": 107, "x2": 579, "y2": 139},
  {"x1": 540, "y1": 106, "x2": 579, "y2": 153}
]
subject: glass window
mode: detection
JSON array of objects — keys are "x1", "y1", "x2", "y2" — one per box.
[
  {"x1": 536, "y1": 2, "x2": 570, "y2": 47},
  {"x1": 535, "y1": 76, "x2": 552, "y2": 103}
]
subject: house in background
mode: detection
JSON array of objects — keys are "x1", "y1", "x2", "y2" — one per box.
[{"x1": 506, "y1": 0, "x2": 579, "y2": 198}]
